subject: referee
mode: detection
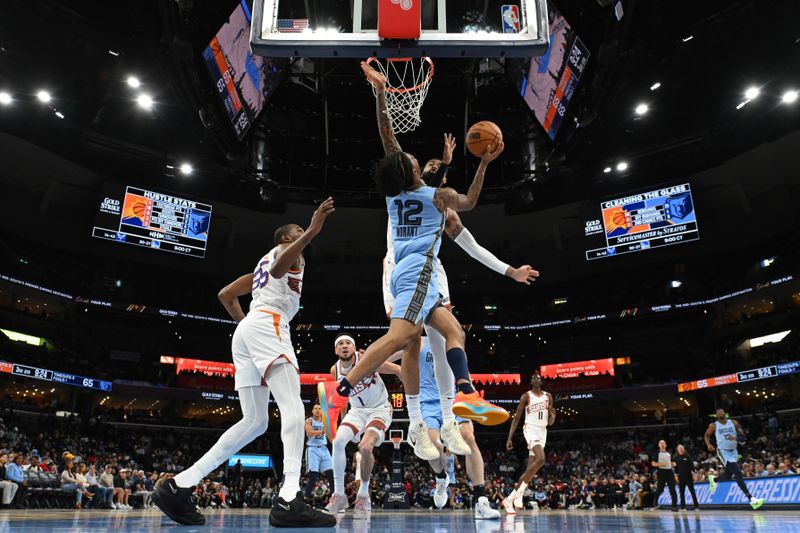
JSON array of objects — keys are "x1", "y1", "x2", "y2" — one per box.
[
  {"x1": 651, "y1": 439, "x2": 678, "y2": 511},
  {"x1": 674, "y1": 444, "x2": 699, "y2": 510}
]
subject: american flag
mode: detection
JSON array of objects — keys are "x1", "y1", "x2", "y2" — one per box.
[{"x1": 276, "y1": 19, "x2": 309, "y2": 33}]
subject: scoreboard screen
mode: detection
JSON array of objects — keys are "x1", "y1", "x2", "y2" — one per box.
[
  {"x1": 584, "y1": 183, "x2": 700, "y2": 261},
  {"x1": 91, "y1": 184, "x2": 212, "y2": 258}
]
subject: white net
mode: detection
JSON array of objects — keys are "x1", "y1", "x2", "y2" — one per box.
[{"x1": 368, "y1": 57, "x2": 434, "y2": 134}]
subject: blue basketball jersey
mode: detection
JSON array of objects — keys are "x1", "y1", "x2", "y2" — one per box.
[
  {"x1": 418, "y1": 338, "x2": 439, "y2": 404},
  {"x1": 307, "y1": 417, "x2": 327, "y2": 447},
  {"x1": 715, "y1": 419, "x2": 737, "y2": 451},
  {"x1": 386, "y1": 185, "x2": 445, "y2": 263}
]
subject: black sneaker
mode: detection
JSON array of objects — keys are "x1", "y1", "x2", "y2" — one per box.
[
  {"x1": 152, "y1": 478, "x2": 205, "y2": 526},
  {"x1": 269, "y1": 491, "x2": 337, "y2": 528}
]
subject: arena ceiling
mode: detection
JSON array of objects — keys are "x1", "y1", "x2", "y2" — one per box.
[{"x1": 0, "y1": 0, "x2": 799, "y2": 212}]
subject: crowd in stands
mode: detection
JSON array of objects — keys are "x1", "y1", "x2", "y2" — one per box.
[{"x1": 2, "y1": 403, "x2": 798, "y2": 512}]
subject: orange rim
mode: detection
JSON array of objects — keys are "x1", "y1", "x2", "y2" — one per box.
[{"x1": 365, "y1": 56, "x2": 434, "y2": 94}]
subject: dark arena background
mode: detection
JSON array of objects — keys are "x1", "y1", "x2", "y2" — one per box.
[{"x1": 1, "y1": 0, "x2": 800, "y2": 531}]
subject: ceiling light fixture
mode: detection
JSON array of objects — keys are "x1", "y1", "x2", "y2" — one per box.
[
  {"x1": 635, "y1": 103, "x2": 649, "y2": 116},
  {"x1": 36, "y1": 90, "x2": 52, "y2": 103},
  {"x1": 650, "y1": 82, "x2": 661, "y2": 91},
  {"x1": 616, "y1": 161, "x2": 629, "y2": 172},
  {"x1": 179, "y1": 163, "x2": 193, "y2": 175},
  {"x1": 55, "y1": 111, "x2": 65, "y2": 119},
  {"x1": 603, "y1": 167, "x2": 612, "y2": 174},
  {"x1": 744, "y1": 87, "x2": 760, "y2": 100},
  {"x1": 681, "y1": 35, "x2": 694, "y2": 42},
  {"x1": 0, "y1": 92, "x2": 11, "y2": 105},
  {"x1": 136, "y1": 93, "x2": 153, "y2": 109},
  {"x1": 781, "y1": 90, "x2": 798, "y2": 104},
  {"x1": 126, "y1": 76, "x2": 141, "y2": 89},
  {"x1": 108, "y1": 50, "x2": 120, "y2": 56}
]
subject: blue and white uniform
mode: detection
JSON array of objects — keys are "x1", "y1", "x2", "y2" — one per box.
[
  {"x1": 385, "y1": 186, "x2": 446, "y2": 324},
  {"x1": 715, "y1": 419, "x2": 739, "y2": 465},
  {"x1": 306, "y1": 417, "x2": 332, "y2": 472},
  {"x1": 446, "y1": 454, "x2": 456, "y2": 485},
  {"x1": 419, "y1": 337, "x2": 466, "y2": 430}
]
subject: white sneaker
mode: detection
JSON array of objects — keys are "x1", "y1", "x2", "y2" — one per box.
[
  {"x1": 407, "y1": 422, "x2": 440, "y2": 461},
  {"x1": 325, "y1": 493, "x2": 349, "y2": 514},
  {"x1": 514, "y1": 496, "x2": 524, "y2": 510},
  {"x1": 440, "y1": 420, "x2": 472, "y2": 456},
  {"x1": 502, "y1": 497, "x2": 516, "y2": 515},
  {"x1": 433, "y1": 477, "x2": 449, "y2": 509},
  {"x1": 112, "y1": 503, "x2": 120, "y2": 510},
  {"x1": 353, "y1": 495, "x2": 372, "y2": 519},
  {"x1": 475, "y1": 496, "x2": 501, "y2": 519}
]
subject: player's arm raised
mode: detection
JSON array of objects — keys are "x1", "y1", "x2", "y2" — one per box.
[
  {"x1": 218, "y1": 273, "x2": 253, "y2": 322},
  {"x1": 270, "y1": 197, "x2": 335, "y2": 279},
  {"x1": 704, "y1": 423, "x2": 717, "y2": 452},
  {"x1": 444, "y1": 210, "x2": 539, "y2": 284},
  {"x1": 361, "y1": 61, "x2": 401, "y2": 156},
  {"x1": 506, "y1": 392, "x2": 529, "y2": 451},
  {"x1": 434, "y1": 142, "x2": 504, "y2": 212}
]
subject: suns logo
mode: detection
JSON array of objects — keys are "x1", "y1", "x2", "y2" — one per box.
[{"x1": 390, "y1": 0, "x2": 413, "y2": 11}]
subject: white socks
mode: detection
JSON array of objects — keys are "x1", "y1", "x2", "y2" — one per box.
[
  {"x1": 174, "y1": 364, "x2": 305, "y2": 502},
  {"x1": 514, "y1": 481, "x2": 528, "y2": 500},
  {"x1": 407, "y1": 394, "x2": 422, "y2": 425},
  {"x1": 333, "y1": 425, "x2": 356, "y2": 496},
  {"x1": 174, "y1": 386, "x2": 270, "y2": 488},
  {"x1": 425, "y1": 325, "x2": 456, "y2": 424}
]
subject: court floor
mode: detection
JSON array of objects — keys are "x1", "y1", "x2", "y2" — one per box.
[{"x1": 1, "y1": 508, "x2": 799, "y2": 532}]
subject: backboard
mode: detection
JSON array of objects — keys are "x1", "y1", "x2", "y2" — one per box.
[{"x1": 250, "y1": 0, "x2": 549, "y2": 58}]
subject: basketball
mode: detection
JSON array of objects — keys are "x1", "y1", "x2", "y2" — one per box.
[{"x1": 466, "y1": 121, "x2": 503, "y2": 157}]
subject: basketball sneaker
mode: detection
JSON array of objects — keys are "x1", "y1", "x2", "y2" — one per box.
[
  {"x1": 407, "y1": 421, "x2": 440, "y2": 461},
  {"x1": 513, "y1": 494, "x2": 524, "y2": 510},
  {"x1": 318, "y1": 381, "x2": 348, "y2": 439},
  {"x1": 707, "y1": 474, "x2": 717, "y2": 495},
  {"x1": 151, "y1": 478, "x2": 205, "y2": 526},
  {"x1": 474, "y1": 496, "x2": 501, "y2": 519},
  {"x1": 750, "y1": 497, "x2": 765, "y2": 510},
  {"x1": 269, "y1": 491, "x2": 337, "y2": 528},
  {"x1": 501, "y1": 496, "x2": 516, "y2": 515},
  {"x1": 353, "y1": 495, "x2": 372, "y2": 519},
  {"x1": 433, "y1": 476, "x2": 449, "y2": 509},
  {"x1": 452, "y1": 392, "x2": 510, "y2": 426},
  {"x1": 325, "y1": 493, "x2": 349, "y2": 514},
  {"x1": 440, "y1": 420, "x2": 472, "y2": 456}
]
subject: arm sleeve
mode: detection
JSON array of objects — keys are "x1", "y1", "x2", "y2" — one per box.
[{"x1": 452, "y1": 227, "x2": 510, "y2": 276}]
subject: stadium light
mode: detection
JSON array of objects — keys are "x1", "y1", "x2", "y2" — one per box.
[
  {"x1": 749, "y1": 330, "x2": 791, "y2": 348},
  {"x1": 126, "y1": 76, "x2": 141, "y2": 89},
  {"x1": 759, "y1": 257, "x2": 776, "y2": 268},
  {"x1": 136, "y1": 93, "x2": 153, "y2": 109},
  {"x1": 0, "y1": 91, "x2": 11, "y2": 105},
  {"x1": 603, "y1": 167, "x2": 612, "y2": 174},
  {"x1": 54, "y1": 111, "x2": 65, "y2": 119},
  {"x1": 635, "y1": 103, "x2": 649, "y2": 116},
  {"x1": 179, "y1": 163, "x2": 193, "y2": 175},
  {"x1": 616, "y1": 161, "x2": 629, "y2": 172},
  {"x1": 650, "y1": 82, "x2": 661, "y2": 91},
  {"x1": 744, "y1": 87, "x2": 760, "y2": 100},
  {"x1": 36, "y1": 90, "x2": 52, "y2": 103},
  {"x1": 782, "y1": 90, "x2": 798, "y2": 104},
  {"x1": 681, "y1": 35, "x2": 693, "y2": 42},
  {"x1": 669, "y1": 280, "x2": 682, "y2": 289}
]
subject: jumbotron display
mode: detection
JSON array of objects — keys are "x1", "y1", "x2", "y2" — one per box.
[
  {"x1": 91, "y1": 184, "x2": 212, "y2": 258},
  {"x1": 584, "y1": 183, "x2": 700, "y2": 260}
]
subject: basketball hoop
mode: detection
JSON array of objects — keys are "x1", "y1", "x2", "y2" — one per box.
[
  {"x1": 389, "y1": 429, "x2": 404, "y2": 449},
  {"x1": 366, "y1": 56, "x2": 434, "y2": 134}
]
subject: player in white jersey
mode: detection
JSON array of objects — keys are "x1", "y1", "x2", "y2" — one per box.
[
  {"x1": 325, "y1": 334, "x2": 401, "y2": 519},
  {"x1": 152, "y1": 199, "x2": 336, "y2": 528},
  {"x1": 502, "y1": 373, "x2": 555, "y2": 514}
]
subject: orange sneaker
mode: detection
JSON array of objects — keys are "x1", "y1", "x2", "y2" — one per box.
[
  {"x1": 452, "y1": 391, "x2": 510, "y2": 426},
  {"x1": 318, "y1": 381, "x2": 348, "y2": 439}
]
